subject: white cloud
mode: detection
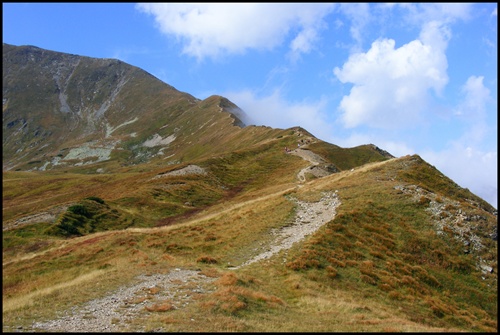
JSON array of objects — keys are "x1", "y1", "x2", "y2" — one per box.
[
  {"x1": 421, "y1": 3, "x2": 472, "y2": 22},
  {"x1": 453, "y1": 76, "x2": 492, "y2": 144},
  {"x1": 337, "y1": 3, "x2": 371, "y2": 50},
  {"x1": 331, "y1": 4, "x2": 474, "y2": 124},
  {"x1": 136, "y1": 3, "x2": 334, "y2": 61},
  {"x1": 224, "y1": 88, "x2": 332, "y2": 140},
  {"x1": 330, "y1": 3, "x2": 496, "y2": 208},
  {"x1": 394, "y1": 3, "x2": 473, "y2": 26},
  {"x1": 455, "y1": 75, "x2": 490, "y2": 117},
  {"x1": 333, "y1": 33, "x2": 448, "y2": 129},
  {"x1": 418, "y1": 20, "x2": 451, "y2": 55},
  {"x1": 288, "y1": 27, "x2": 318, "y2": 62}
]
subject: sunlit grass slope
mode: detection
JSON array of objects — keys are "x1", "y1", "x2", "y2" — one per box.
[{"x1": 3, "y1": 154, "x2": 496, "y2": 332}]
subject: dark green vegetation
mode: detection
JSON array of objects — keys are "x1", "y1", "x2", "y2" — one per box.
[
  {"x1": 2, "y1": 43, "x2": 497, "y2": 332},
  {"x1": 45, "y1": 197, "x2": 136, "y2": 237}
]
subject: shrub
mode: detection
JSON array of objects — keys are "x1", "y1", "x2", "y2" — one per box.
[
  {"x1": 216, "y1": 272, "x2": 239, "y2": 286},
  {"x1": 369, "y1": 250, "x2": 384, "y2": 259},
  {"x1": 444, "y1": 204, "x2": 456, "y2": 211},
  {"x1": 204, "y1": 234, "x2": 217, "y2": 241},
  {"x1": 401, "y1": 275, "x2": 417, "y2": 286},
  {"x1": 145, "y1": 302, "x2": 175, "y2": 312},
  {"x1": 326, "y1": 265, "x2": 338, "y2": 279},
  {"x1": 206, "y1": 273, "x2": 285, "y2": 316},
  {"x1": 378, "y1": 283, "x2": 392, "y2": 292},
  {"x1": 418, "y1": 196, "x2": 431, "y2": 206},
  {"x1": 53, "y1": 217, "x2": 83, "y2": 237},
  {"x1": 345, "y1": 260, "x2": 358, "y2": 267},
  {"x1": 360, "y1": 274, "x2": 377, "y2": 285},
  {"x1": 388, "y1": 290, "x2": 402, "y2": 300},
  {"x1": 197, "y1": 255, "x2": 218, "y2": 264},
  {"x1": 425, "y1": 297, "x2": 452, "y2": 318},
  {"x1": 359, "y1": 260, "x2": 375, "y2": 276},
  {"x1": 287, "y1": 258, "x2": 308, "y2": 270},
  {"x1": 328, "y1": 257, "x2": 346, "y2": 268},
  {"x1": 67, "y1": 204, "x2": 89, "y2": 217}
]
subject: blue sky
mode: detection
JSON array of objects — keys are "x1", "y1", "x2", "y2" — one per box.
[{"x1": 3, "y1": 3, "x2": 498, "y2": 208}]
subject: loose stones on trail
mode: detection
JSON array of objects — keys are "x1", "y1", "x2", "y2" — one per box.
[{"x1": 230, "y1": 191, "x2": 340, "y2": 269}]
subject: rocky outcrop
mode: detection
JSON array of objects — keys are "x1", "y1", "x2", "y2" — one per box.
[{"x1": 394, "y1": 184, "x2": 497, "y2": 278}]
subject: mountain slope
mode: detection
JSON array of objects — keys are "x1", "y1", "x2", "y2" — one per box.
[
  {"x1": 3, "y1": 43, "x2": 263, "y2": 171},
  {"x1": 3, "y1": 43, "x2": 394, "y2": 174},
  {"x1": 3, "y1": 155, "x2": 497, "y2": 332},
  {"x1": 2, "y1": 43, "x2": 497, "y2": 332}
]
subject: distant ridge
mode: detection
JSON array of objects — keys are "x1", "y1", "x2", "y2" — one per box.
[{"x1": 2, "y1": 43, "x2": 393, "y2": 172}]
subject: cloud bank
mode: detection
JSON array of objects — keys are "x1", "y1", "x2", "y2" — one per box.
[
  {"x1": 224, "y1": 89, "x2": 332, "y2": 139},
  {"x1": 136, "y1": 3, "x2": 335, "y2": 61}
]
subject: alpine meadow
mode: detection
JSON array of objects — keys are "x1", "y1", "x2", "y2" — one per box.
[{"x1": 2, "y1": 43, "x2": 497, "y2": 332}]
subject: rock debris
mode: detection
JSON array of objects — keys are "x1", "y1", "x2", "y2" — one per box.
[{"x1": 31, "y1": 270, "x2": 216, "y2": 332}]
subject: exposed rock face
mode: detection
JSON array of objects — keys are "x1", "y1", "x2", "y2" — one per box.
[
  {"x1": 369, "y1": 144, "x2": 395, "y2": 159},
  {"x1": 3, "y1": 43, "x2": 180, "y2": 170},
  {"x1": 151, "y1": 165, "x2": 207, "y2": 179}
]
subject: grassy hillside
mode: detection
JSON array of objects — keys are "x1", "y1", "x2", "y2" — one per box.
[{"x1": 2, "y1": 153, "x2": 496, "y2": 332}]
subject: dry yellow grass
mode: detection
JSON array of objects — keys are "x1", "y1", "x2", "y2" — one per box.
[
  {"x1": 3, "y1": 269, "x2": 109, "y2": 312},
  {"x1": 2, "y1": 153, "x2": 496, "y2": 332}
]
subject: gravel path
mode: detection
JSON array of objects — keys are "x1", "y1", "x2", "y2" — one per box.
[
  {"x1": 230, "y1": 191, "x2": 340, "y2": 269},
  {"x1": 289, "y1": 148, "x2": 330, "y2": 182},
  {"x1": 29, "y1": 191, "x2": 340, "y2": 332},
  {"x1": 26, "y1": 149, "x2": 341, "y2": 333},
  {"x1": 31, "y1": 270, "x2": 217, "y2": 332}
]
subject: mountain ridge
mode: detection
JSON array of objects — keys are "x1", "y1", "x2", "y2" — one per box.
[{"x1": 3, "y1": 43, "x2": 395, "y2": 173}]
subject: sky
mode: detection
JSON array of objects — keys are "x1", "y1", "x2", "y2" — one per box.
[{"x1": 3, "y1": 3, "x2": 498, "y2": 208}]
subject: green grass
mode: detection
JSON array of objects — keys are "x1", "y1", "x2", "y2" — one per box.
[
  {"x1": 307, "y1": 141, "x2": 390, "y2": 171},
  {"x1": 2, "y1": 150, "x2": 497, "y2": 332},
  {"x1": 397, "y1": 155, "x2": 495, "y2": 211}
]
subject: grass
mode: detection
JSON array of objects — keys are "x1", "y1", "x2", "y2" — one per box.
[
  {"x1": 2, "y1": 150, "x2": 497, "y2": 332},
  {"x1": 279, "y1": 157, "x2": 497, "y2": 331},
  {"x1": 4, "y1": 44, "x2": 496, "y2": 331},
  {"x1": 2, "y1": 269, "x2": 109, "y2": 313}
]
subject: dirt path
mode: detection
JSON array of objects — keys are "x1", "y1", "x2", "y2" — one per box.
[
  {"x1": 229, "y1": 191, "x2": 340, "y2": 269},
  {"x1": 20, "y1": 148, "x2": 360, "y2": 332},
  {"x1": 28, "y1": 190, "x2": 340, "y2": 332},
  {"x1": 30, "y1": 270, "x2": 217, "y2": 332},
  {"x1": 289, "y1": 148, "x2": 329, "y2": 182}
]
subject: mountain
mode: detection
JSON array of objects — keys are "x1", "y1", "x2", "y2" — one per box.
[
  {"x1": 3, "y1": 43, "x2": 253, "y2": 171},
  {"x1": 2, "y1": 43, "x2": 497, "y2": 332}
]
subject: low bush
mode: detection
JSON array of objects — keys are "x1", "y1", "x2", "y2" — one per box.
[{"x1": 197, "y1": 255, "x2": 218, "y2": 264}]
